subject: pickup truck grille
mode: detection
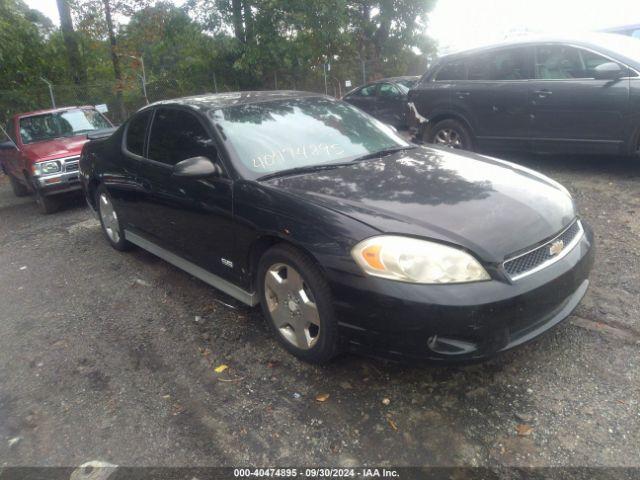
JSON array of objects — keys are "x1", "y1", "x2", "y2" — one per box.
[
  {"x1": 503, "y1": 220, "x2": 583, "y2": 280},
  {"x1": 63, "y1": 156, "x2": 80, "y2": 172}
]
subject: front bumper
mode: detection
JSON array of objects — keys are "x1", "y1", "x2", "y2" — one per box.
[
  {"x1": 34, "y1": 157, "x2": 82, "y2": 196},
  {"x1": 326, "y1": 223, "x2": 595, "y2": 362}
]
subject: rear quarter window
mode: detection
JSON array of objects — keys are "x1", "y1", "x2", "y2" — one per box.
[{"x1": 125, "y1": 110, "x2": 152, "y2": 156}]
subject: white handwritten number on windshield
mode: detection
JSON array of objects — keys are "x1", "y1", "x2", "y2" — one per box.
[{"x1": 252, "y1": 143, "x2": 345, "y2": 170}]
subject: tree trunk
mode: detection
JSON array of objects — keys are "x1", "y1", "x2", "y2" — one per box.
[
  {"x1": 56, "y1": 0, "x2": 86, "y2": 88},
  {"x1": 243, "y1": 0, "x2": 253, "y2": 43},
  {"x1": 103, "y1": 0, "x2": 126, "y2": 121},
  {"x1": 231, "y1": 0, "x2": 245, "y2": 42}
]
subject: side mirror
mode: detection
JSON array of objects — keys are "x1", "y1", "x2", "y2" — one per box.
[
  {"x1": 0, "y1": 140, "x2": 17, "y2": 151},
  {"x1": 172, "y1": 156, "x2": 222, "y2": 179},
  {"x1": 593, "y1": 62, "x2": 624, "y2": 80}
]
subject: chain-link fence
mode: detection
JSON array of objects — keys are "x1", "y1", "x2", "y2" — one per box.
[{"x1": 0, "y1": 70, "x2": 351, "y2": 126}]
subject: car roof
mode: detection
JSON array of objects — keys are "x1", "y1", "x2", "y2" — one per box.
[
  {"x1": 14, "y1": 105, "x2": 95, "y2": 120},
  {"x1": 438, "y1": 32, "x2": 635, "y2": 58},
  {"x1": 144, "y1": 90, "x2": 328, "y2": 114}
]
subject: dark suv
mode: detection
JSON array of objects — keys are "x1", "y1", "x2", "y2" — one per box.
[{"x1": 408, "y1": 33, "x2": 640, "y2": 156}]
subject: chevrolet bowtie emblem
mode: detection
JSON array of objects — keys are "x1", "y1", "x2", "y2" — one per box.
[{"x1": 549, "y1": 240, "x2": 565, "y2": 256}]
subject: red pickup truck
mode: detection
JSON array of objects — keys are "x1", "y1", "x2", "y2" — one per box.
[{"x1": 0, "y1": 106, "x2": 113, "y2": 213}]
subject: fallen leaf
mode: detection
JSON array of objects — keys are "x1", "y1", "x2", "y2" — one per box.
[
  {"x1": 516, "y1": 424, "x2": 533, "y2": 436},
  {"x1": 214, "y1": 364, "x2": 229, "y2": 373},
  {"x1": 387, "y1": 417, "x2": 398, "y2": 431},
  {"x1": 315, "y1": 393, "x2": 330, "y2": 402}
]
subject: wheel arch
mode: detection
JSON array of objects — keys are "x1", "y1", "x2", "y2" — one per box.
[
  {"x1": 425, "y1": 113, "x2": 475, "y2": 141},
  {"x1": 86, "y1": 177, "x2": 101, "y2": 210},
  {"x1": 247, "y1": 234, "x2": 326, "y2": 292}
]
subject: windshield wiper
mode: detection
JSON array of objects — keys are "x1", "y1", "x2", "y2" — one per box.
[
  {"x1": 256, "y1": 146, "x2": 417, "y2": 182},
  {"x1": 350, "y1": 145, "x2": 417, "y2": 163},
  {"x1": 257, "y1": 162, "x2": 353, "y2": 181}
]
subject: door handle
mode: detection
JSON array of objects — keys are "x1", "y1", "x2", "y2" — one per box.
[
  {"x1": 455, "y1": 91, "x2": 471, "y2": 98},
  {"x1": 534, "y1": 89, "x2": 553, "y2": 98}
]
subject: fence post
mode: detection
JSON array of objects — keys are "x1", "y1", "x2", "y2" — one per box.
[{"x1": 41, "y1": 78, "x2": 56, "y2": 109}]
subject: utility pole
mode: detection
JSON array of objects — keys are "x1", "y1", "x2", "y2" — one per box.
[
  {"x1": 41, "y1": 78, "x2": 56, "y2": 109},
  {"x1": 124, "y1": 54, "x2": 148, "y2": 105}
]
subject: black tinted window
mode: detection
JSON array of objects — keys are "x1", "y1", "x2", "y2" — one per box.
[
  {"x1": 126, "y1": 110, "x2": 151, "y2": 156},
  {"x1": 378, "y1": 83, "x2": 403, "y2": 99},
  {"x1": 435, "y1": 61, "x2": 466, "y2": 80},
  {"x1": 468, "y1": 48, "x2": 532, "y2": 80},
  {"x1": 352, "y1": 85, "x2": 376, "y2": 97},
  {"x1": 535, "y1": 45, "x2": 616, "y2": 79},
  {"x1": 148, "y1": 109, "x2": 212, "y2": 166}
]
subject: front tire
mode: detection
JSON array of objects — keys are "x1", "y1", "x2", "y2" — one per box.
[
  {"x1": 258, "y1": 244, "x2": 340, "y2": 364},
  {"x1": 34, "y1": 188, "x2": 59, "y2": 214},
  {"x1": 96, "y1": 185, "x2": 130, "y2": 251},
  {"x1": 9, "y1": 174, "x2": 29, "y2": 197},
  {"x1": 426, "y1": 118, "x2": 474, "y2": 151}
]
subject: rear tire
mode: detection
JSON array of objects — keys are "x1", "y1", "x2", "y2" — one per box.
[
  {"x1": 426, "y1": 118, "x2": 474, "y2": 151},
  {"x1": 258, "y1": 244, "x2": 341, "y2": 364},
  {"x1": 9, "y1": 174, "x2": 29, "y2": 197},
  {"x1": 96, "y1": 184, "x2": 130, "y2": 251}
]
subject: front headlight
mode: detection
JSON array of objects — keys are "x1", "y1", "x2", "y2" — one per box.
[
  {"x1": 351, "y1": 236, "x2": 490, "y2": 284},
  {"x1": 34, "y1": 160, "x2": 61, "y2": 176}
]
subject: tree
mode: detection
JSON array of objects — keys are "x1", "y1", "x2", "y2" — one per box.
[{"x1": 56, "y1": 0, "x2": 86, "y2": 85}]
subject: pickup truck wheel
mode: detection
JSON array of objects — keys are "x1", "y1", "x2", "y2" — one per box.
[
  {"x1": 96, "y1": 185, "x2": 130, "y2": 251},
  {"x1": 9, "y1": 174, "x2": 29, "y2": 197},
  {"x1": 427, "y1": 119, "x2": 474, "y2": 151},
  {"x1": 34, "y1": 188, "x2": 60, "y2": 214},
  {"x1": 258, "y1": 244, "x2": 341, "y2": 364}
]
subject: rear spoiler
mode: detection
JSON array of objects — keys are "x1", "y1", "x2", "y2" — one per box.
[{"x1": 87, "y1": 127, "x2": 117, "y2": 140}]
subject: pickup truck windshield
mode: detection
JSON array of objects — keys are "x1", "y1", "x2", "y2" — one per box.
[
  {"x1": 209, "y1": 97, "x2": 408, "y2": 180},
  {"x1": 19, "y1": 109, "x2": 111, "y2": 144}
]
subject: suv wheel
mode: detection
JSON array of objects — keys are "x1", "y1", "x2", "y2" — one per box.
[
  {"x1": 258, "y1": 244, "x2": 340, "y2": 364},
  {"x1": 427, "y1": 119, "x2": 474, "y2": 151},
  {"x1": 8, "y1": 174, "x2": 29, "y2": 197},
  {"x1": 97, "y1": 185, "x2": 130, "y2": 251}
]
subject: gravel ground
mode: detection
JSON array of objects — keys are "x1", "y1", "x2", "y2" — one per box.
[{"x1": 0, "y1": 153, "x2": 639, "y2": 470}]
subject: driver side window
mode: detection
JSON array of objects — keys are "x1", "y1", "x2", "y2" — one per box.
[
  {"x1": 148, "y1": 109, "x2": 214, "y2": 166},
  {"x1": 378, "y1": 83, "x2": 402, "y2": 99}
]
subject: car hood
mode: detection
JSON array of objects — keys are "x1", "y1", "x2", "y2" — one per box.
[
  {"x1": 22, "y1": 135, "x2": 88, "y2": 162},
  {"x1": 263, "y1": 146, "x2": 576, "y2": 262}
]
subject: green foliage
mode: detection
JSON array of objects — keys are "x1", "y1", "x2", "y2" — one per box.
[{"x1": 0, "y1": 0, "x2": 437, "y2": 121}]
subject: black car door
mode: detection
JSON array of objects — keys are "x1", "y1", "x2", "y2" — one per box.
[
  {"x1": 529, "y1": 44, "x2": 630, "y2": 154},
  {"x1": 343, "y1": 84, "x2": 378, "y2": 116},
  {"x1": 454, "y1": 46, "x2": 534, "y2": 151},
  {"x1": 136, "y1": 107, "x2": 237, "y2": 280},
  {"x1": 375, "y1": 82, "x2": 408, "y2": 127}
]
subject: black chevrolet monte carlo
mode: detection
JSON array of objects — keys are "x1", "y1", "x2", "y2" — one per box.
[{"x1": 79, "y1": 91, "x2": 594, "y2": 364}]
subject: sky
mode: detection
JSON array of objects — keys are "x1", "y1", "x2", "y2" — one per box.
[{"x1": 24, "y1": 0, "x2": 640, "y2": 54}]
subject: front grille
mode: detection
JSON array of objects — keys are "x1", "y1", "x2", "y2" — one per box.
[
  {"x1": 503, "y1": 220, "x2": 583, "y2": 280},
  {"x1": 65, "y1": 161, "x2": 79, "y2": 172}
]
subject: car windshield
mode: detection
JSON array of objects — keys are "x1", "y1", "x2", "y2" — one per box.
[
  {"x1": 19, "y1": 108, "x2": 111, "y2": 144},
  {"x1": 210, "y1": 97, "x2": 409, "y2": 179},
  {"x1": 396, "y1": 79, "x2": 417, "y2": 89}
]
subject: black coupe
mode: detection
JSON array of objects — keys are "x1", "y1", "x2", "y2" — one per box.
[{"x1": 80, "y1": 91, "x2": 594, "y2": 363}]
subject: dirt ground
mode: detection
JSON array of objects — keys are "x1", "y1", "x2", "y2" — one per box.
[{"x1": 0, "y1": 153, "x2": 638, "y2": 472}]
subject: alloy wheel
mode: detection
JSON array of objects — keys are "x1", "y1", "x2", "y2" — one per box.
[
  {"x1": 264, "y1": 263, "x2": 320, "y2": 350},
  {"x1": 434, "y1": 128, "x2": 464, "y2": 149},
  {"x1": 99, "y1": 193, "x2": 121, "y2": 243}
]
